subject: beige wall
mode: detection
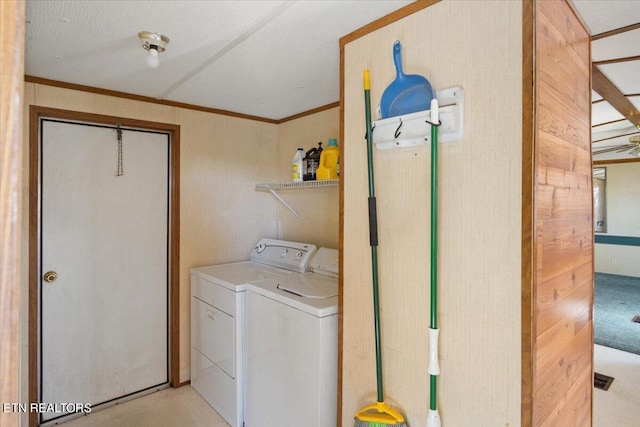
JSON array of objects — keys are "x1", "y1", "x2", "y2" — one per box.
[
  {"x1": 595, "y1": 161, "x2": 640, "y2": 277},
  {"x1": 342, "y1": 2, "x2": 522, "y2": 426},
  {"x1": 20, "y1": 83, "x2": 339, "y2": 398},
  {"x1": 599, "y1": 162, "x2": 640, "y2": 237},
  {"x1": 274, "y1": 107, "x2": 340, "y2": 249}
]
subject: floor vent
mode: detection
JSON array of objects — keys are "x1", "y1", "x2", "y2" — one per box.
[
  {"x1": 632, "y1": 315, "x2": 640, "y2": 323},
  {"x1": 594, "y1": 372, "x2": 614, "y2": 391}
]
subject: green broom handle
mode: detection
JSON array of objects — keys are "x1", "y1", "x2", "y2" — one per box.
[
  {"x1": 371, "y1": 246, "x2": 384, "y2": 403},
  {"x1": 364, "y1": 71, "x2": 384, "y2": 403},
  {"x1": 365, "y1": 95, "x2": 376, "y2": 199}
]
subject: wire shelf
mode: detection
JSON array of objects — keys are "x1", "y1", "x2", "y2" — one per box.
[
  {"x1": 255, "y1": 179, "x2": 339, "y2": 191},
  {"x1": 255, "y1": 179, "x2": 339, "y2": 218}
]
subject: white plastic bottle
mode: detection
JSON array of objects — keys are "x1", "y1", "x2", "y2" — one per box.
[{"x1": 292, "y1": 147, "x2": 304, "y2": 182}]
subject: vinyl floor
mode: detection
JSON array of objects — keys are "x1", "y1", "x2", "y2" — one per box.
[
  {"x1": 53, "y1": 349, "x2": 640, "y2": 427},
  {"x1": 59, "y1": 386, "x2": 229, "y2": 427},
  {"x1": 594, "y1": 344, "x2": 640, "y2": 427}
]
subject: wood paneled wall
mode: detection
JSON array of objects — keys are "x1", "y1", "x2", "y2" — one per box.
[
  {"x1": 528, "y1": 1, "x2": 593, "y2": 425},
  {"x1": 342, "y1": 0, "x2": 594, "y2": 426},
  {"x1": 20, "y1": 82, "x2": 339, "y2": 400},
  {"x1": 341, "y1": 2, "x2": 523, "y2": 425},
  {"x1": 274, "y1": 107, "x2": 340, "y2": 249},
  {"x1": 1, "y1": 2, "x2": 25, "y2": 427}
]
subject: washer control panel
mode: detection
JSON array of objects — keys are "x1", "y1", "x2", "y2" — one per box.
[{"x1": 250, "y1": 238, "x2": 317, "y2": 273}]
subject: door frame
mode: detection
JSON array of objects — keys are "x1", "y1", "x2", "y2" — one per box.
[{"x1": 28, "y1": 106, "x2": 180, "y2": 426}]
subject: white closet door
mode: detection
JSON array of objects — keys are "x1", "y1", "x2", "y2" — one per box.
[{"x1": 40, "y1": 120, "x2": 168, "y2": 422}]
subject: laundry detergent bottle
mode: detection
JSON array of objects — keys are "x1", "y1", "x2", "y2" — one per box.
[
  {"x1": 292, "y1": 147, "x2": 304, "y2": 182},
  {"x1": 316, "y1": 138, "x2": 339, "y2": 180}
]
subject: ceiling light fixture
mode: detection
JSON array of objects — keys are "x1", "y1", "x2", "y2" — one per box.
[{"x1": 138, "y1": 31, "x2": 169, "y2": 69}]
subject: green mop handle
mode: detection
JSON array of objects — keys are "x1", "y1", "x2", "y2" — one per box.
[
  {"x1": 427, "y1": 98, "x2": 442, "y2": 427},
  {"x1": 364, "y1": 70, "x2": 384, "y2": 403},
  {"x1": 430, "y1": 109, "x2": 438, "y2": 409}
]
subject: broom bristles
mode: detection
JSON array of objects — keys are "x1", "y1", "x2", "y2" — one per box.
[{"x1": 354, "y1": 401, "x2": 407, "y2": 426}]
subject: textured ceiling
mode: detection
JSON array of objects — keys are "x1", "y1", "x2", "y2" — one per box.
[
  {"x1": 570, "y1": 0, "x2": 640, "y2": 35},
  {"x1": 571, "y1": 0, "x2": 640, "y2": 161},
  {"x1": 24, "y1": 0, "x2": 413, "y2": 120},
  {"x1": 24, "y1": 0, "x2": 640, "y2": 156}
]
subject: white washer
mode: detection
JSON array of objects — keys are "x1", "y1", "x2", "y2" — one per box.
[
  {"x1": 190, "y1": 239, "x2": 317, "y2": 427},
  {"x1": 244, "y1": 247, "x2": 339, "y2": 427}
]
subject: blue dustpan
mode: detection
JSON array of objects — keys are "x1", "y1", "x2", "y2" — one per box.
[{"x1": 380, "y1": 41, "x2": 434, "y2": 119}]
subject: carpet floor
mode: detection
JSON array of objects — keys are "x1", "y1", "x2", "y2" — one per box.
[{"x1": 594, "y1": 273, "x2": 640, "y2": 355}]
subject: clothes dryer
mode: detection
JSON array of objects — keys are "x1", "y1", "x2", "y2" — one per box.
[{"x1": 190, "y1": 239, "x2": 316, "y2": 427}]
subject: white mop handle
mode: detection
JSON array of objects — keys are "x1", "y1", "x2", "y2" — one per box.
[
  {"x1": 430, "y1": 98, "x2": 439, "y2": 124},
  {"x1": 428, "y1": 327, "x2": 440, "y2": 375},
  {"x1": 426, "y1": 409, "x2": 442, "y2": 427}
]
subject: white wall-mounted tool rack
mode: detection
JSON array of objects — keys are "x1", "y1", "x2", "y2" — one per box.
[
  {"x1": 255, "y1": 179, "x2": 339, "y2": 218},
  {"x1": 372, "y1": 86, "x2": 464, "y2": 150}
]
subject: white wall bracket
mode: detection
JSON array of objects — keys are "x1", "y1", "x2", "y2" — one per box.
[
  {"x1": 266, "y1": 186, "x2": 299, "y2": 218},
  {"x1": 372, "y1": 86, "x2": 464, "y2": 150},
  {"x1": 255, "y1": 179, "x2": 339, "y2": 218}
]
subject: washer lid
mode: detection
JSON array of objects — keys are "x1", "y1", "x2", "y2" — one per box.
[
  {"x1": 248, "y1": 273, "x2": 338, "y2": 317},
  {"x1": 277, "y1": 276, "x2": 337, "y2": 299}
]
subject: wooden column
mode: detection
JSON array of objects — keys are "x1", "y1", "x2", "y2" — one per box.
[
  {"x1": 0, "y1": 1, "x2": 26, "y2": 426},
  {"x1": 525, "y1": 0, "x2": 594, "y2": 425}
]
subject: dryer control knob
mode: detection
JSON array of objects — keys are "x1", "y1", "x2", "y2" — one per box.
[
  {"x1": 280, "y1": 249, "x2": 288, "y2": 257},
  {"x1": 256, "y1": 243, "x2": 266, "y2": 253},
  {"x1": 296, "y1": 251, "x2": 304, "y2": 259}
]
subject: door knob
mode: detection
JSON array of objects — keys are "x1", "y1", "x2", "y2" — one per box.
[{"x1": 43, "y1": 271, "x2": 58, "y2": 283}]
